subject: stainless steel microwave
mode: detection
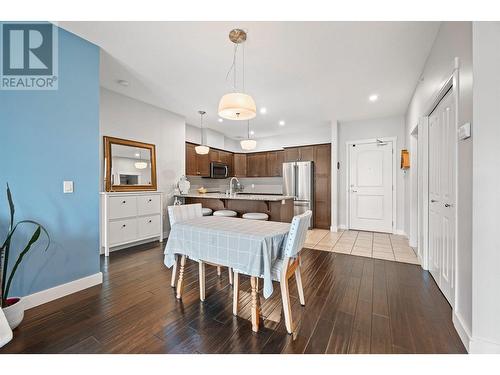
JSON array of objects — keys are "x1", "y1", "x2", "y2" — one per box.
[{"x1": 209, "y1": 162, "x2": 229, "y2": 179}]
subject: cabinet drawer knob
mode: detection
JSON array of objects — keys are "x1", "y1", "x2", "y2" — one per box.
[
  {"x1": 122, "y1": 224, "x2": 126, "y2": 228},
  {"x1": 122, "y1": 200, "x2": 126, "y2": 204},
  {"x1": 148, "y1": 199, "x2": 152, "y2": 202},
  {"x1": 148, "y1": 220, "x2": 152, "y2": 223}
]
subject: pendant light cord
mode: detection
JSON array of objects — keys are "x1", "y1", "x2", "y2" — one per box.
[{"x1": 225, "y1": 44, "x2": 239, "y2": 92}]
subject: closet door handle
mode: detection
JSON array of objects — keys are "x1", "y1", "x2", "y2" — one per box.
[{"x1": 444, "y1": 203, "x2": 452, "y2": 208}]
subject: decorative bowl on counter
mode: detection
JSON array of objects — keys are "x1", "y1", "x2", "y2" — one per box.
[{"x1": 197, "y1": 187, "x2": 208, "y2": 194}]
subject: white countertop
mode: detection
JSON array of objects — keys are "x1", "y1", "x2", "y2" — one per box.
[{"x1": 175, "y1": 192, "x2": 294, "y2": 201}]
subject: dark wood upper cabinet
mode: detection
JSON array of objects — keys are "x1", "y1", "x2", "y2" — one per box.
[
  {"x1": 233, "y1": 153, "x2": 247, "y2": 177},
  {"x1": 209, "y1": 149, "x2": 220, "y2": 163},
  {"x1": 246, "y1": 153, "x2": 267, "y2": 177},
  {"x1": 266, "y1": 150, "x2": 284, "y2": 177},
  {"x1": 197, "y1": 153, "x2": 210, "y2": 177},
  {"x1": 284, "y1": 147, "x2": 300, "y2": 162},
  {"x1": 284, "y1": 146, "x2": 314, "y2": 162},
  {"x1": 299, "y1": 146, "x2": 314, "y2": 161},
  {"x1": 185, "y1": 143, "x2": 198, "y2": 176}
]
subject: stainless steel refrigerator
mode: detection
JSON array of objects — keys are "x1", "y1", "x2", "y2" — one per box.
[{"x1": 282, "y1": 161, "x2": 314, "y2": 228}]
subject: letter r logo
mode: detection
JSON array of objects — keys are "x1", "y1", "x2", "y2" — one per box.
[{"x1": 2, "y1": 23, "x2": 53, "y2": 76}]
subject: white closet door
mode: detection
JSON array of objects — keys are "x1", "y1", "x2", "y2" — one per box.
[
  {"x1": 428, "y1": 90, "x2": 456, "y2": 306},
  {"x1": 349, "y1": 141, "x2": 393, "y2": 233}
]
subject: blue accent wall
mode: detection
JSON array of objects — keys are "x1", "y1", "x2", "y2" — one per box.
[{"x1": 0, "y1": 27, "x2": 100, "y2": 297}]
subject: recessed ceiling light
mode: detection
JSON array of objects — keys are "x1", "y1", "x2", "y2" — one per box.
[
  {"x1": 117, "y1": 79, "x2": 129, "y2": 87},
  {"x1": 218, "y1": 118, "x2": 223, "y2": 123},
  {"x1": 250, "y1": 130, "x2": 255, "y2": 135},
  {"x1": 279, "y1": 120, "x2": 285, "y2": 126},
  {"x1": 260, "y1": 107, "x2": 267, "y2": 114},
  {"x1": 369, "y1": 94, "x2": 379, "y2": 102}
]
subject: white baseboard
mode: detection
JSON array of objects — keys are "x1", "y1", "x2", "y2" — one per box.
[
  {"x1": 23, "y1": 272, "x2": 103, "y2": 310},
  {"x1": 394, "y1": 229, "x2": 407, "y2": 237},
  {"x1": 469, "y1": 336, "x2": 500, "y2": 354},
  {"x1": 453, "y1": 311, "x2": 471, "y2": 353}
]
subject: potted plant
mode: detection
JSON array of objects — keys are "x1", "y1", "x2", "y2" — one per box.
[{"x1": 1, "y1": 184, "x2": 50, "y2": 329}]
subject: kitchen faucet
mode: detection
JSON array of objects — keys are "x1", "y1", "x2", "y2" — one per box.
[{"x1": 229, "y1": 177, "x2": 240, "y2": 196}]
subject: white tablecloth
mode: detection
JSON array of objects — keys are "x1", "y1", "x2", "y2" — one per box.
[{"x1": 164, "y1": 216, "x2": 290, "y2": 298}]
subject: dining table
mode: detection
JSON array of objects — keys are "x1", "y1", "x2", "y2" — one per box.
[{"x1": 164, "y1": 215, "x2": 291, "y2": 332}]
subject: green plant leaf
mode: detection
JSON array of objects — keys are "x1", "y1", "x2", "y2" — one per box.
[
  {"x1": 3, "y1": 226, "x2": 41, "y2": 303},
  {"x1": 1, "y1": 220, "x2": 50, "y2": 300},
  {"x1": 6, "y1": 183, "x2": 14, "y2": 232}
]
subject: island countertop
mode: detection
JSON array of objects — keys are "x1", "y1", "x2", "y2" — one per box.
[{"x1": 174, "y1": 192, "x2": 294, "y2": 202}]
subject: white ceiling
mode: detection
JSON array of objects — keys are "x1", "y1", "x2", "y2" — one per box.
[{"x1": 58, "y1": 21, "x2": 440, "y2": 139}]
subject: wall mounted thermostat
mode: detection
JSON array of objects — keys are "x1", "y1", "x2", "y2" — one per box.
[
  {"x1": 63, "y1": 181, "x2": 74, "y2": 193},
  {"x1": 458, "y1": 122, "x2": 471, "y2": 140}
]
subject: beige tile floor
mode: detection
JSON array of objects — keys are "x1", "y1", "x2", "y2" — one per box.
[{"x1": 305, "y1": 229, "x2": 420, "y2": 265}]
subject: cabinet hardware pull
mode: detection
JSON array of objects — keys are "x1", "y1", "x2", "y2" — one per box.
[
  {"x1": 122, "y1": 200, "x2": 126, "y2": 204},
  {"x1": 148, "y1": 220, "x2": 152, "y2": 223},
  {"x1": 122, "y1": 224, "x2": 126, "y2": 228},
  {"x1": 148, "y1": 199, "x2": 152, "y2": 202}
]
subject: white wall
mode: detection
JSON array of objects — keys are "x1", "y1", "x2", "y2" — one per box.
[
  {"x1": 250, "y1": 125, "x2": 332, "y2": 152},
  {"x1": 471, "y1": 21, "x2": 500, "y2": 354},
  {"x1": 404, "y1": 22, "x2": 473, "y2": 346},
  {"x1": 186, "y1": 124, "x2": 241, "y2": 152},
  {"x1": 337, "y1": 116, "x2": 406, "y2": 233},
  {"x1": 100, "y1": 88, "x2": 185, "y2": 235}
]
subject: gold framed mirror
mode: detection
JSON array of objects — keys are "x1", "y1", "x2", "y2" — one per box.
[{"x1": 104, "y1": 136, "x2": 157, "y2": 192}]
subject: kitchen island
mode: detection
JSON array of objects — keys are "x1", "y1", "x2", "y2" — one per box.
[{"x1": 174, "y1": 193, "x2": 294, "y2": 223}]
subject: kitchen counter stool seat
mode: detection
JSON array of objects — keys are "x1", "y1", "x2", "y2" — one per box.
[
  {"x1": 242, "y1": 212, "x2": 269, "y2": 221},
  {"x1": 202, "y1": 207, "x2": 213, "y2": 216},
  {"x1": 213, "y1": 210, "x2": 237, "y2": 217}
]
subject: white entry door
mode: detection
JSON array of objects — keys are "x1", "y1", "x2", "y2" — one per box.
[
  {"x1": 348, "y1": 140, "x2": 393, "y2": 233},
  {"x1": 428, "y1": 89, "x2": 456, "y2": 306}
]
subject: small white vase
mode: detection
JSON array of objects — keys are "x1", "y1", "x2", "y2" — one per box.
[
  {"x1": 3, "y1": 297, "x2": 24, "y2": 329},
  {"x1": 178, "y1": 176, "x2": 191, "y2": 195}
]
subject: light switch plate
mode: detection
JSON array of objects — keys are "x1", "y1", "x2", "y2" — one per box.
[
  {"x1": 458, "y1": 122, "x2": 471, "y2": 140},
  {"x1": 63, "y1": 181, "x2": 74, "y2": 193}
]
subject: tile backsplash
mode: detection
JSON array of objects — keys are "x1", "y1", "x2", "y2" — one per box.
[{"x1": 187, "y1": 176, "x2": 283, "y2": 194}]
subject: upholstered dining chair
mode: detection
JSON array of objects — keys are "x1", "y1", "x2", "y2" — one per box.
[
  {"x1": 167, "y1": 203, "x2": 232, "y2": 301},
  {"x1": 232, "y1": 210, "x2": 312, "y2": 334}
]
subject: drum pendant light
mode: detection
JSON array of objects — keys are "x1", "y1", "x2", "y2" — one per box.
[
  {"x1": 240, "y1": 120, "x2": 257, "y2": 151},
  {"x1": 195, "y1": 110, "x2": 210, "y2": 155},
  {"x1": 218, "y1": 29, "x2": 257, "y2": 121}
]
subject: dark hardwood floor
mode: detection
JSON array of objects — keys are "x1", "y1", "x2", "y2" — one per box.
[{"x1": 0, "y1": 242, "x2": 466, "y2": 354}]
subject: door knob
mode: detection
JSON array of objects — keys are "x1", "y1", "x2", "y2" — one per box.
[{"x1": 444, "y1": 203, "x2": 452, "y2": 208}]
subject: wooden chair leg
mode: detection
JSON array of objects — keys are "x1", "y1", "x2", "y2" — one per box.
[
  {"x1": 217, "y1": 266, "x2": 221, "y2": 276},
  {"x1": 295, "y1": 267, "x2": 305, "y2": 306},
  {"x1": 250, "y1": 276, "x2": 261, "y2": 332},
  {"x1": 280, "y1": 277, "x2": 293, "y2": 334},
  {"x1": 232, "y1": 271, "x2": 239, "y2": 316},
  {"x1": 228, "y1": 267, "x2": 233, "y2": 285},
  {"x1": 176, "y1": 255, "x2": 186, "y2": 299},
  {"x1": 199, "y1": 261, "x2": 206, "y2": 301},
  {"x1": 170, "y1": 255, "x2": 178, "y2": 288}
]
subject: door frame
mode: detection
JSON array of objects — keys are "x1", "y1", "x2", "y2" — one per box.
[
  {"x1": 345, "y1": 136, "x2": 397, "y2": 234},
  {"x1": 418, "y1": 58, "x2": 459, "y2": 310}
]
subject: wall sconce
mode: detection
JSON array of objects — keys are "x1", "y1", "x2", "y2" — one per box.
[{"x1": 401, "y1": 149, "x2": 410, "y2": 170}]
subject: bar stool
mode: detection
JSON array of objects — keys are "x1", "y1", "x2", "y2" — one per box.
[
  {"x1": 202, "y1": 207, "x2": 213, "y2": 216},
  {"x1": 213, "y1": 210, "x2": 237, "y2": 217},
  {"x1": 242, "y1": 212, "x2": 269, "y2": 221}
]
